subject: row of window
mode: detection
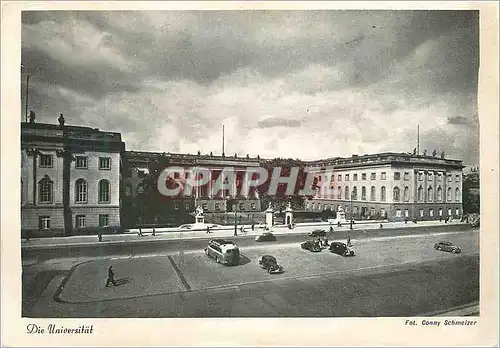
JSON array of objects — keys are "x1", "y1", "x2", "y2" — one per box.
[
  {"x1": 173, "y1": 202, "x2": 258, "y2": 211},
  {"x1": 36, "y1": 177, "x2": 111, "y2": 204},
  {"x1": 326, "y1": 172, "x2": 461, "y2": 183},
  {"x1": 35, "y1": 154, "x2": 111, "y2": 170},
  {"x1": 322, "y1": 186, "x2": 460, "y2": 203},
  {"x1": 395, "y1": 208, "x2": 460, "y2": 218},
  {"x1": 38, "y1": 214, "x2": 109, "y2": 229}
]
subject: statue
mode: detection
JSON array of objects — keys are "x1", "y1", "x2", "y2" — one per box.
[
  {"x1": 337, "y1": 205, "x2": 344, "y2": 212},
  {"x1": 197, "y1": 150, "x2": 201, "y2": 156},
  {"x1": 440, "y1": 151, "x2": 445, "y2": 159},
  {"x1": 432, "y1": 149, "x2": 437, "y2": 157},
  {"x1": 58, "y1": 113, "x2": 65, "y2": 126},
  {"x1": 210, "y1": 151, "x2": 213, "y2": 156},
  {"x1": 28, "y1": 110, "x2": 36, "y2": 123},
  {"x1": 423, "y1": 149, "x2": 427, "y2": 156},
  {"x1": 195, "y1": 205, "x2": 203, "y2": 215},
  {"x1": 412, "y1": 148, "x2": 416, "y2": 155}
]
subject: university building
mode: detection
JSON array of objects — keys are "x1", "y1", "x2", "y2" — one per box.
[
  {"x1": 21, "y1": 118, "x2": 125, "y2": 237},
  {"x1": 304, "y1": 152, "x2": 465, "y2": 221}
]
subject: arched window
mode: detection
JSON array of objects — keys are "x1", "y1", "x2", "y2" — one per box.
[
  {"x1": 393, "y1": 187, "x2": 400, "y2": 202},
  {"x1": 447, "y1": 187, "x2": 452, "y2": 201},
  {"x1": 370, "y1": 186, "x2": 376, "y2": 201},
  {"x1": 98, "y1": 179, "x2": 110, "y2": 203},
  {"x1": 437, "y1": 187, "x2": 443, "y2": 202},
  {"x1": 380, "y1": 186, "x2": 386, "y2": 201},
  {"x1": 404, "y1": 186, "x2": 410, "y2": 202},
  {"x1": 455, "y1": 188, "x2": 460, "y2": 201},
  {"x1": 427, "y1": 186, "x2": 433, "y2": 202},
  {"x1": 352, "y1": 186, "x2": 358, "y2": 200},
  {"x1": 417, "y1": 186, "x2": 423, "y2": 202},
  {"x1": 38, "y1": 175, "x2": 53, "y2": 203},
  {"x1": 75, "y1": 179, "x2": 87, "y2": 203},
  {"x1": 345, "y1": 186, "x2": 349, "y2": 200},
  {"x1": 337, "y1": 186, "x2": 342, "y2": 200},
  {"x1": 361, "y1": 186, "x2": 366, "y2": 200}
]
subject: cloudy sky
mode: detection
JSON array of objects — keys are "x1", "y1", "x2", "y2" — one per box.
[{"x1": 21, "y1": 10, "x2": 479, "y2": 167}]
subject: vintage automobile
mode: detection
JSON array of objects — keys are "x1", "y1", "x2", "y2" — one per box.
[
  {"x1": 308, "y1": 229, "x2": 327, "y2": 238},
  {"x1": 204, "y1": 239, "x2": 241, "y2": 265},
  {"x1": 255, "y1": 232, "x2": 277, "y2": 242},
  {"x1": 300, "y1": 240, "x2": 322, "y2": 252},
  {"x1": 434, "y1": 241, "x2": 462, "y2": 253},
  {"x1": 329, "y1": 242, "x2": 355, "y2": 256},
  {"x1": 258, "y1": 255, "x2": 284, "y2": 274}
]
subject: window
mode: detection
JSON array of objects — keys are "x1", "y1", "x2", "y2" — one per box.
[
  {"x1": 395, "y1": 209, "x2": 402, "y2": 218},
  {"x1": 337, "y1": 186, "x2": 342, "y2": 200},
  {"x1": 447, "y1": 187, "x2": 452, "y2": 201},
  {"x1": 417, "y1": 186, "x2": 423, "y2": 202},
  {"x1": 380, "y1": 208, "x2": 386, "y2": 218},
  {"x1": 437, "y1": 173, "x2": 442, "y2": 182},
  {"x1": 214, "y1": 203, "x2": 220, "y2": 211},
  {"x1": 455, "y1": 174, "x2": 460, "y2": 182},
  {"x1": 306, "y1": 202, "x2": 310, "y2": 210},
  {"x1": 428, "y1": 172, "x2": 433, "y2": 181},
  {"x1": 39, "y1": 154, "x2": 53, "y2": 168},
  {"x1": 362, "y1": 173, "x2": 366, "y2": 180},
  {"x1": 353, "y1": 174, "x2": 358, "y2": 181},
  {"x1": 370, "y1": 186, "x2": 376, "y2": 201},
  {"x1": 345, "y1": 186, "x2": 350, "y2": 200},
  {"x1": 185, "y1": 203, "x2": 190, "y2": 211},
  {"x1": 455, "y1": 208, "x2": 460, "y2": 216},
  {"x1": 124, "y1": 184, "x2": 132, "y2": 197},
  {"x1": 75, "y1": 179, "x2": 87, "y2": 203},
  {"x1": 381, "y1": 172, "x2": 386, "y2": 180},
  {"x1": 394, "y1": 172, "x2": 401, "y2": 180},
  {"x1": 437, "y1": 187, "x2": 443, "y2": 202},
  {"x1": 370, "y1": 208, "x2": 375, "y2": 216},
  {"x1": 455, "y1": 188, "x2": 460, "y2": 201},
  {"x1": 337, "y1": 175, "x2": 342, "y2": 181},
  {"x1": 251, "y1": 203, "x2": 256, "y2": 210},
  {"x1": 393, "y1": 187, "x2": 400, "y2": 202},
  {"x1": 239, "y1": 203, "x2": 244, "y2": 211},
  {"x1": 404, "y1": 209, "x2": 409, "y2": 218},
  {"x1": 380, "y1": 186, "x2": 386, "y2": 201},
  {"x1": 174, "y1": 203, "x2": 179, "y2": 211},
  {"x1": 99, "y1": 214, "x2": 109, "y2": 227},
  {"x1": 404, "y1": 186, "x2": 409, "y2": 202},
  {"x1": 99, "y1": 157, "x2": 111, "y2": 170},
  {"x1": 312, "y1": 203, "x2": 316, "y2": 211},
  {"x1": 330, "y1": 205, "x2": 334, "y2": 211},
  {"x1": 137, "y1": 184, "x2": 144, "y2": 195},
  {"x1": 98, "y1": 179, "x2": 110, "y2": 203},
  {"x1": 418, "y1": 172, "x2": 423, "y2": 181},
  {"x1": 361, "y1": 186, "x2": 366, "y2": 200},
  {"x1": 447, "y1": 174, "x2": 452, "y2": 182},
  {"x1": 438, "y1": 208, "x2": 443, "y2": 216},
  {"x1": 39, "y1": 216, "x2": 50, "y2": 229},
  {"x1": 427, "y1": 187, "x2": 433, "y2": 202},
  {"x1": 420, "y1": 209, "x2": 424, "y2": 217},
  {"x1": 429, "y1": 209, "x2": 434, "y2": 217},
  {"x1": 38, "y1": 176, "x2": 53, "y2": 203},
  {"x1": 75, "y1": 215, "x2": 86, "y2": 228},
  {"x1": 352, "y1": 186, "x2": 358, "y2": 200},
  {"x1": 345, "y1": 174, "x2": 349, "y2": 181},
  {"x1": 202, "y1": 203, "x2": 208, "y2": 210},
  {"x1": 371, "y1": 173, "x2": 376, "y2": 180},
  {"x1": 448, "y1": 208, "x2": 452, "y2": 216},
  {"x1": 404, "y1": 172, "x2": 410, "y2": 180},
  {"x1": 75, "y1": 156, "x2": 88, "y2": 169},
  {"x1": 331, "y1": 175, "x2": 335, "y2": 182}
]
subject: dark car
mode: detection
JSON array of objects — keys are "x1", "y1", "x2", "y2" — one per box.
[
  {"x1": 301, "y1": 240, "x2": 322, "y2": 252},
  {"x1": 255, "y1": 232, "x2": 277, "y2": 242},
  {"x1": 309, "y1": 229, "x2": 327, "y2": 238},
  {"x1": 329, "y1": 242, "x2": 355, "y2": 256},
  {"x1": 434, "y1": 241, "x2": 462, "y2": 253},
  {"x1": 258, "y1": 255, "x2": 284, "y2": 274}
]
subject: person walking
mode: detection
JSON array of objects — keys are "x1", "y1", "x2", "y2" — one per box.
[
  {"x1": 206, "y1": 226, "x2": 210, "y2": 234},
  {"x1": 347, "y1": 235, "x2": 352, "y2": 247},
  {"x1": 105, "y1": 266, "x2": 117, "y2": 287}
]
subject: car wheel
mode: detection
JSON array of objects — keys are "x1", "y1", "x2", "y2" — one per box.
[
  {"x1": 268, "y1": 268, "x2": 273, "y2": 274},
  {"x1": 216, "y1": 256, "x2": 221, "y2": 263},
  {"x1": 204, "y1": 248, "x2": 209, "y2": 256},
  {"x1": 452, "y1": 249, "x2": 457, "y2": 253},
  {"x1": 437, "y1": 247, "x2": 441, "y2": 251}
]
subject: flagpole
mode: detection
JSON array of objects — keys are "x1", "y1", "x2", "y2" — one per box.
[
  {"x1": 222, "y1": 125, "x2": 225, "y2": 156},
  {"x1": 417, "y1": 125, "x2": 420, "y2": 156}
]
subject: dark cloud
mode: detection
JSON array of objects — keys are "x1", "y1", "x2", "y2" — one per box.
[{"x1": 257, "y1": 118, "x2": 302, "y2": 129}]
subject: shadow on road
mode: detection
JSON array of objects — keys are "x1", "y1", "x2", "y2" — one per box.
[
  {"x1": 113, "y1": 278, "x2": 132, "y2": 287},
  {"x1": 237, "y1": 255, "x2": 252, "y2": 266}
]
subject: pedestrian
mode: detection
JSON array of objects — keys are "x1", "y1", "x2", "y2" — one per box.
[
  {"x1": 105, "y1": 266, "x2": 117, "y2": 287},
  {"x1": 337, "y1": 221, "x2": 341, "y2": 227},
  {"x1": 138, "y1": 228, "x2": 144, "y2": 236},
  {"x1": 206, "y1": 226, "x2": 210, "y2": 234},
  {"x1": 98, "y1": 230, "x2": 103, "y2": 242},
  {"x1": 251, "y1": 223, "x2": 255, "y2": 231},
  {"x1": 329, "y1": 226, "x2": 334, "y2": 233},
  {"x1": 152, "y1": 228, "x2": 156, "y2": 236},
  {"x1": 379, "y1": 223, "x2": 383, "y2": 229},
  {"x1": 347, "y1": 236, "x2": 352, "y2": 247}
]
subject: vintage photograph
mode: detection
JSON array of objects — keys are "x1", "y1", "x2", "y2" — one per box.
[{"x1": 18, "y1": 9, "x2": 483, "y2": 320}]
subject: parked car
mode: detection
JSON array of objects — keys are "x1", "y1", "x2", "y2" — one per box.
[
  {"x1": 258, "y1": 255, "x2": 284, "y2": 274},
  {"x1": 329, "y1": 242, "x2": 355, "y2": 256},
  {"x1": 255, "y1": 232, "x2": 277, "y2": 242},
  {"x1": 204, "y1": 239, "x2": 241, "y2": 265},
  {"x1": 301, "y1": 240, "x2": 322, "y2": 252},
  {"x1": 309, "y1": 229, "x2": 327, "y2": 238},
  {"x1": 434, "y1": 241, "x2": 462, "y2": 253}
]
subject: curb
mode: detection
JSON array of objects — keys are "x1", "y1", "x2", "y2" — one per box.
[{"x1": 420, "y1": 301, "x2": 480, "y2": 317}]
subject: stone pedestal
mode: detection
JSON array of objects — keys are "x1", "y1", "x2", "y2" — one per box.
[
  {"x1": 285, "y1": 202, "x2": 294, "y2": 227},
  {"x1": 265, "y1": 203, "x2": 274, "y2": 229},
  {"x1": 336, "y1": 206, "x2": 347, "y2": 224},
  {"x1": 195, "y1": 206, "x2": 205, "y2": 224}
]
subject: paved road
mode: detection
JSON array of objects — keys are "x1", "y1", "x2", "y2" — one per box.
[{"x1": 23, "y1": 229, "x2": 479, "y2": 317}]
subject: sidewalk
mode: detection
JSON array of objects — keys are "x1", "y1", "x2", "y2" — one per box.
[{"x1": 21, "y1": 220, "x2": 469, "y2": 249}]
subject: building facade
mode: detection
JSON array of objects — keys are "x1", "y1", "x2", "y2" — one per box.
[
  {"x1": 304, "y1": 153, "x2": 464, "y2": 221},
  {"x1": 21, "y1": 121, "x2": 125, "y2": 237}
]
